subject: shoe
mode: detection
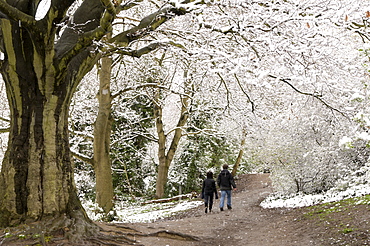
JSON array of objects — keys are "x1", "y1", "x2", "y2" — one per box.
[
  {"x1": 205, "y1": 207, "x2": 208, "y2": 213},
  {"x1": 220, "y1": 207, "x2": 223, "y2": 211},
  {"x1": 227, "y1": 205, "x2": 232, "y2": 210}
]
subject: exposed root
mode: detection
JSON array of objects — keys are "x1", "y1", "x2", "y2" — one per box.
[
  {"x1": 1, "y1": 220, "x2": 200, "y2": 245},
  {"x1": 90, "y1": 234, "x2": 143, "y2": 246},
  {"x1": 0, "y1": 212, "x2": 141, "y2": 246},
  {"x1": 145, "y1": 230, "x2": 200, "y2": 241},
  {"x1": 99, "y1": 224, "x2": 200, "y2": 244},
  {"x1": 105, "y1": 224, "x2": 141, "y2": 233}
]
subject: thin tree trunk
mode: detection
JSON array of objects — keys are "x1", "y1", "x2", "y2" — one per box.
[
  {"x1": 155, "y1": 92, "x2": 190, "y2": 198},
  {"x1": 154, "y1": 102, "x2": 168, "y2": 198},
  {"x1": 94, "y1": 55, "x2": 114, "y2": 213},
  {"x1": 232, "y1": 131, "x2": 246, "y2": 177}
]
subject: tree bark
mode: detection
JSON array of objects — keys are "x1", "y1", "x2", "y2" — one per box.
[
  {"x1": 232, "y1": 131, "x2": 246, "y2": 177},
  {"x1": 0, "y1": 22, "x2": 92, "y2": 227},
  {"x1": 155, "y1": 71, "x2": 191, "y2": 198},
  {"x1": 0, "y1": 0, "x2": 102, "y2": 228},
  {"x1": 94, "y1": 55, "x2": 114, "y2": 213},
  {"x1": 154, "y1": 102, "x2": 168, "y2": 199}
]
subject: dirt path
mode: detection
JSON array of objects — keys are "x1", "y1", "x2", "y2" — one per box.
[
  {"x1": 2, "y1": 173, "x2": 368, "y2": 245},
  {"x1": 100, "y1": 174, "x2": 320, "y2": 246}
]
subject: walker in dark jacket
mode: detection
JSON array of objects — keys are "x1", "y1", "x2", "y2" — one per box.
[
  {"x1": 201, "y1": 171, "x2": 218, "y2": 213},
  {"x1": 217, "y1": 164, "x2": 236, "y2": 211}
]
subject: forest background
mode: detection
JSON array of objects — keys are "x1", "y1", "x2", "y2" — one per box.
[{"x1": 0, "y1": 0, "x2": 370, "y2": 237}]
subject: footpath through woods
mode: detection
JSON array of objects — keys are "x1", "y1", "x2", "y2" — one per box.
[
  {"x1": 2, "y1": 173, "x2": 369, "y2": 245},
  {"x1": 99, "y1": 174, "x2": 328, "y2": 246}
]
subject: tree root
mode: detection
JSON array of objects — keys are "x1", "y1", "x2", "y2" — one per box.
[
  {"x1": 144, "y1": 230, "x2": 200, "y2": 241},
  {"x1": 0, "y1": 213, "x2": 133, "y2": 246},
  {"x1": 101, "y1": 224, "x2": 200, "y2": 243},
  {"x1": 0, "y1": 216, "x2": 199, "y2": 245}
]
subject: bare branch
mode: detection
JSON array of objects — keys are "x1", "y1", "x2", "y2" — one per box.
[
  {"x1": 0, "y1": 116, "x2": 10, "y2": 122},
  {"x1": 110, "y1": 1, "x2": 202, "y2": 45},
  {"x1": 216, "y1": 72, "x2": 231, "y2": 111},
  {"x1": 42, "y1": 0, "x2": 74, "y2": 31},
  {"x1": 234, "y1": 74, "x2": 255, "y2": 113},
  {"x1": 71, "y1": 150, "x2": 94, "y2": 166},
  {"x1": 0, "y1": 127, "x2": 9, "y2": 133},
  {"x1": 55, "y1": 0, "x2": 113, "y2": 68},
  {"x1": 268, "y1": 75, "x2": 348, "y2": 118},
  {"x1": 182, "y1": 125, "x2": 219, "y2": 137},
  {"x1": 0, "y1": 116, "x2": 10, "y2": 133},
  {"x1": 117, "y1": 0, "x2": 143, "y2": 12},
  {"x1": 112, "y1": 83, "x2": 190, "y2": 99},
  {"x1": 111, "y1": 131, "x2": 157, "y2": 144},
  {"x1": 200, "y1": 23, "x2": 260, "y2": 59},
  {"x1": 106, "y1": 40, "x2": 186, "y2": 58},
  {"x1": 56, "y1": 0, "x2": 201, "y2": 76}
]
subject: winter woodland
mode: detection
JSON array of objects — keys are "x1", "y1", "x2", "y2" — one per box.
[{"x1": 1, "y1": 0, "x2": 370, "y2": 224}]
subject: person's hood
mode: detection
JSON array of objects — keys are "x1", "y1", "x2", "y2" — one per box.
[{"x1": 221, "y1": 169, "x2": 230, "y2": 176}]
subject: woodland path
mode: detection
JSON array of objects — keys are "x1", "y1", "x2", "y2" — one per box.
[{"x1": 99, "y1": 174, "x2": 323, "y2": 246}]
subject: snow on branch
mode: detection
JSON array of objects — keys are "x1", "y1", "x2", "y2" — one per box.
[
  {"x1": 111, "y1": 0, "x2": 203, "y2": 45},
  {"x1": 117, "y1": 0, "x2": 143, "y2": 12},
  {"x1": 179, "y1": 126, "x2": 218, "y2": 137},
  {"x1": 0, "y1": 127, "x2": 9, "y2": 133},
  {"x1": 268, "y1": 75, "x2": 347, "y2": 118},
  {"x1": 199, "y1": 22, "x2": 261, "y2": 62},
  {"x1": 112, "y1": 83, "x2": 190, "y2": 99},
  {"x1": 0, "y1": 116, "x2": 10, "y2": 123},
  {"x1": 234, "y1": 74, "x2": 255, "y2": 113},
  {"x1": 0, "y1": 116, "x2": 10, "y2": 133},
  {"x1": 109, "y1": 39, "x2": 186, "y2": 58},
  {"x1": 71, "y1": 150, "x2": 94, "y2": 166}
]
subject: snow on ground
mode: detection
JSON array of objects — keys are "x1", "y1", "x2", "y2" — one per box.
[
  {"x1": 261, "y1": 182, "x2": 370, "y2": 208},
  {"x1": 83, "y1": 175, "x2": 370, "y2": 223},
  {"x1": 83, "y1": 198, "x2": 203, "y2": 223}
]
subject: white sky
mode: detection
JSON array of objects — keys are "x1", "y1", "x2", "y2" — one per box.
[{"x1": 35, "y1": 0, "x2": 51, "y2": 21}]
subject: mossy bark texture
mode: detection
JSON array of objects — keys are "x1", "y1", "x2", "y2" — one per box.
[{"x1": 0, "y1": 0, "x2": 104, "y2": 227}]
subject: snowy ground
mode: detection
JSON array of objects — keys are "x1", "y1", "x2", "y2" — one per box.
[
  {"x1": 261, "y1": 182, "x2": 370, "y2": 208},
  {"x1": 82, "y1": 174, "x2": 370, "y2": 223},
  {"x1": 82, "y1": 197, "x2": 203, "y2": 223}
]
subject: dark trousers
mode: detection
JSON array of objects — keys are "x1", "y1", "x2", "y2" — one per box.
[{"x1": 204, "y1": 192, "x2": 214, "y2": 210}]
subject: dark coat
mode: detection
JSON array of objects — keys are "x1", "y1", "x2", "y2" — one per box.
[
  {"x1": 217, "y1": 169, "x2": 236, "y2": 190},
  {"x1": 201, "y1": 178, "x2": 218, "y2": 199}
]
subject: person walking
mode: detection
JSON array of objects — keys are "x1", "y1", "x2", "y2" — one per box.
[
  {"x1": 217, "y1": 164, "x2": 236, "y2": 211},
  {"x1": 201, "y1": 171, "x2": 218, "y2": 213}
]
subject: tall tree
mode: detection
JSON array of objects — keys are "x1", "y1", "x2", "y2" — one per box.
[
  {"x1": 0, "y1": 0, "x2": 201, "y2": 235},
  {"x1": 154, "y1": 68, "x2": 193, "y2": 198},
  {"x1": 94, "y1": 54, "x2": 114, "y2": 213}
]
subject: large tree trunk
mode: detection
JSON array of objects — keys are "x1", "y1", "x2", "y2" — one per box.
[
  {"x1": 0, "y1": 6, "x2": 99, "y2": 230},
  {"x1": 0, "y1": 49, "x2": 89, "y2": 229},
  {"x1": 94, "y1": 55, "x2": 114, "y2": 213}
]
